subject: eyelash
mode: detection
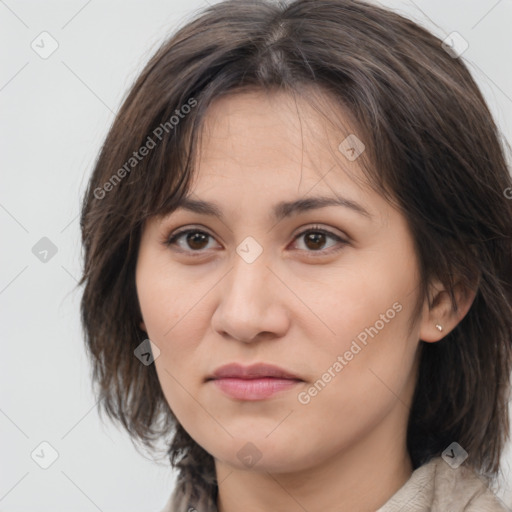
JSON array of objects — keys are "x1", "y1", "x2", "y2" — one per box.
[{"x1": 164, "y1": 224, "x2": 348, "y2": 257}]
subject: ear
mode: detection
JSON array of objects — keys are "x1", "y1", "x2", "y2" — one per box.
[
  {"x1": 139, "y1": 320, "x2": 147, "y2": 332},
  {"x1": 419, "y1": 278, "x2": 477, "y2": 343}
]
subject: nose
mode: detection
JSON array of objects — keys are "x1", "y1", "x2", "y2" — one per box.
[{"x1": 210, "y1": 250, "x2": 290, "y2": 343}]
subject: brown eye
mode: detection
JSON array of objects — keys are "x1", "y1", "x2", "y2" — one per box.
[
  {"x1": 166, "y1": 229, "x2": 217, "y2": 252},
  {"x1": 292, "y1": 226, "x2": 348, "y2": 255},
  {"x1": 185, "y1": 231, "x2": 209, "y2": 250},
  {"x1": 304, "y1": 232, "x2": 327, "y2": 250}
]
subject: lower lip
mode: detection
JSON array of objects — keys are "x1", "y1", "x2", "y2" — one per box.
[{"x1": 210, "y1": 377, "x2": 302, "y2": 400}]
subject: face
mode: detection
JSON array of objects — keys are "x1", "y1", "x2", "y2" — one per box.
[{"x1": 136, "y1": 90, "x2": 425, "y2": 474}]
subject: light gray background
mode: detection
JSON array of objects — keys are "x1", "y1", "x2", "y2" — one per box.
[{"x1": 1, "y1": 0, "x2": 511, "y2": 510}]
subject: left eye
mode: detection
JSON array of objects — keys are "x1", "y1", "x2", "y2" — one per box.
[
  {"x1": 165, "y1": 226, "x2": 347, "y2": 255},
  {"x1": 292, "y1": 228, "x2": 347, "y2": 253}
]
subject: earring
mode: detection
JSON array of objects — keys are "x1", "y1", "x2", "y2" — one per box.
[{"x1": 435, "y1": 324, "x2": 443, "y2": 332}]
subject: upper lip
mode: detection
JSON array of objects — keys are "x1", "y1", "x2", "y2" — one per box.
[{"x1": 207, "y1": 363, "x2": 303, "y2": 381}]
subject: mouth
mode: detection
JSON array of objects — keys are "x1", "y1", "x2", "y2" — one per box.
[
  {"x1": 206, "y1": 362, "x2": 304, "y2": 401},
  {"x1": 207, "y1": 362, "x2": 303, "y2": 381}
]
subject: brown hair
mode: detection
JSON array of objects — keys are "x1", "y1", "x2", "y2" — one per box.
[{"x1": 79, "y1": 0, "x2": 512, "y2": 510}]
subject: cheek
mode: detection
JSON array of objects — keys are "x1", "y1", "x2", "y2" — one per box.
[
  {"x1": 315, "y1": 262, "x2": 409, "y2": 349},
  {"x1": 329, "y1": 235, "x2": 418, "y2": 336},
  {"x1": 304, "y1": 250, "x2": 419, "y2": 411},
  {"x1": 137, "y1": 260, "x2": 192, "y2": 340},
  {"x1": 136, "y1": 265, "x2": 205, "y2": 415},
  {"x1": 295, "y1": 311, "x2": 418, "y2": 456}
]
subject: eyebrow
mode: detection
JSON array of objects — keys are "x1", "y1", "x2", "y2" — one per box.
[{"x1": 172, "y1": 195, "x2": 372, "y2": 221}]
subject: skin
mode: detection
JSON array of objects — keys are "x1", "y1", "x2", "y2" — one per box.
[{"x1": 136, "y1": 90, "x2": 475, "y2": 512}]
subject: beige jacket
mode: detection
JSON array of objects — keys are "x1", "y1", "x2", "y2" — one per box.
[
  {"x1": 377, "y1": 456, "x2": 510, "y2": 512},
  {"x1": 160, "y1": 456, "x2": 510, "y2": 511}
]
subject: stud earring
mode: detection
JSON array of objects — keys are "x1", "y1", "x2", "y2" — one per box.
[{"x1": 435, "y1": 324, "x2": 443, "y2": 332}]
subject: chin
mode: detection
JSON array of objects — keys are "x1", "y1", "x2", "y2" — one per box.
[{"x1": 206, "y1": 436, "x2": 312, "y2": 473}]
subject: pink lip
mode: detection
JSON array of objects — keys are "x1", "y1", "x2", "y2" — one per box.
[
  {"x1": 208, "y1": 362, "x2": 302, "y2": 380},
  {"x1": 211, "y1": 377, "x2": 301, "y2": 400},
  {"x1": 207, "y1": 363, "x2": 303, "y2": 401}
]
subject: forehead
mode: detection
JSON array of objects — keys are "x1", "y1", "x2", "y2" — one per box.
[
  {"x1": 188, "y1": 89, "x2": 379, "y2": 213},
  {"x1": 198, "y1": 89, "x2": 349, "y2": 163}
]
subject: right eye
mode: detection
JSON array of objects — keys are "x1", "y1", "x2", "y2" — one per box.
[{"x1": 165, "y1": 228, "x2": 221, "y2": 254}]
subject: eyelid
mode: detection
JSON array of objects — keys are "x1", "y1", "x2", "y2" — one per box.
[{"x1": 292, "y1": 223, "x2": 348, "y2": 242}]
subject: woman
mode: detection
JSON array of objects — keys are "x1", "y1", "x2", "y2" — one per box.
[{"x1": 79, "y1": 0, "x2": 512, "y2": 510}]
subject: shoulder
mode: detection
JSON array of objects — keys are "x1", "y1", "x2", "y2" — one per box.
[
  {"x1": 430, "y1": 457, "x2": 510, "y2": 511},
  {"x1": 377, "y1": 457, "x2": 510, "y2": 512}
]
